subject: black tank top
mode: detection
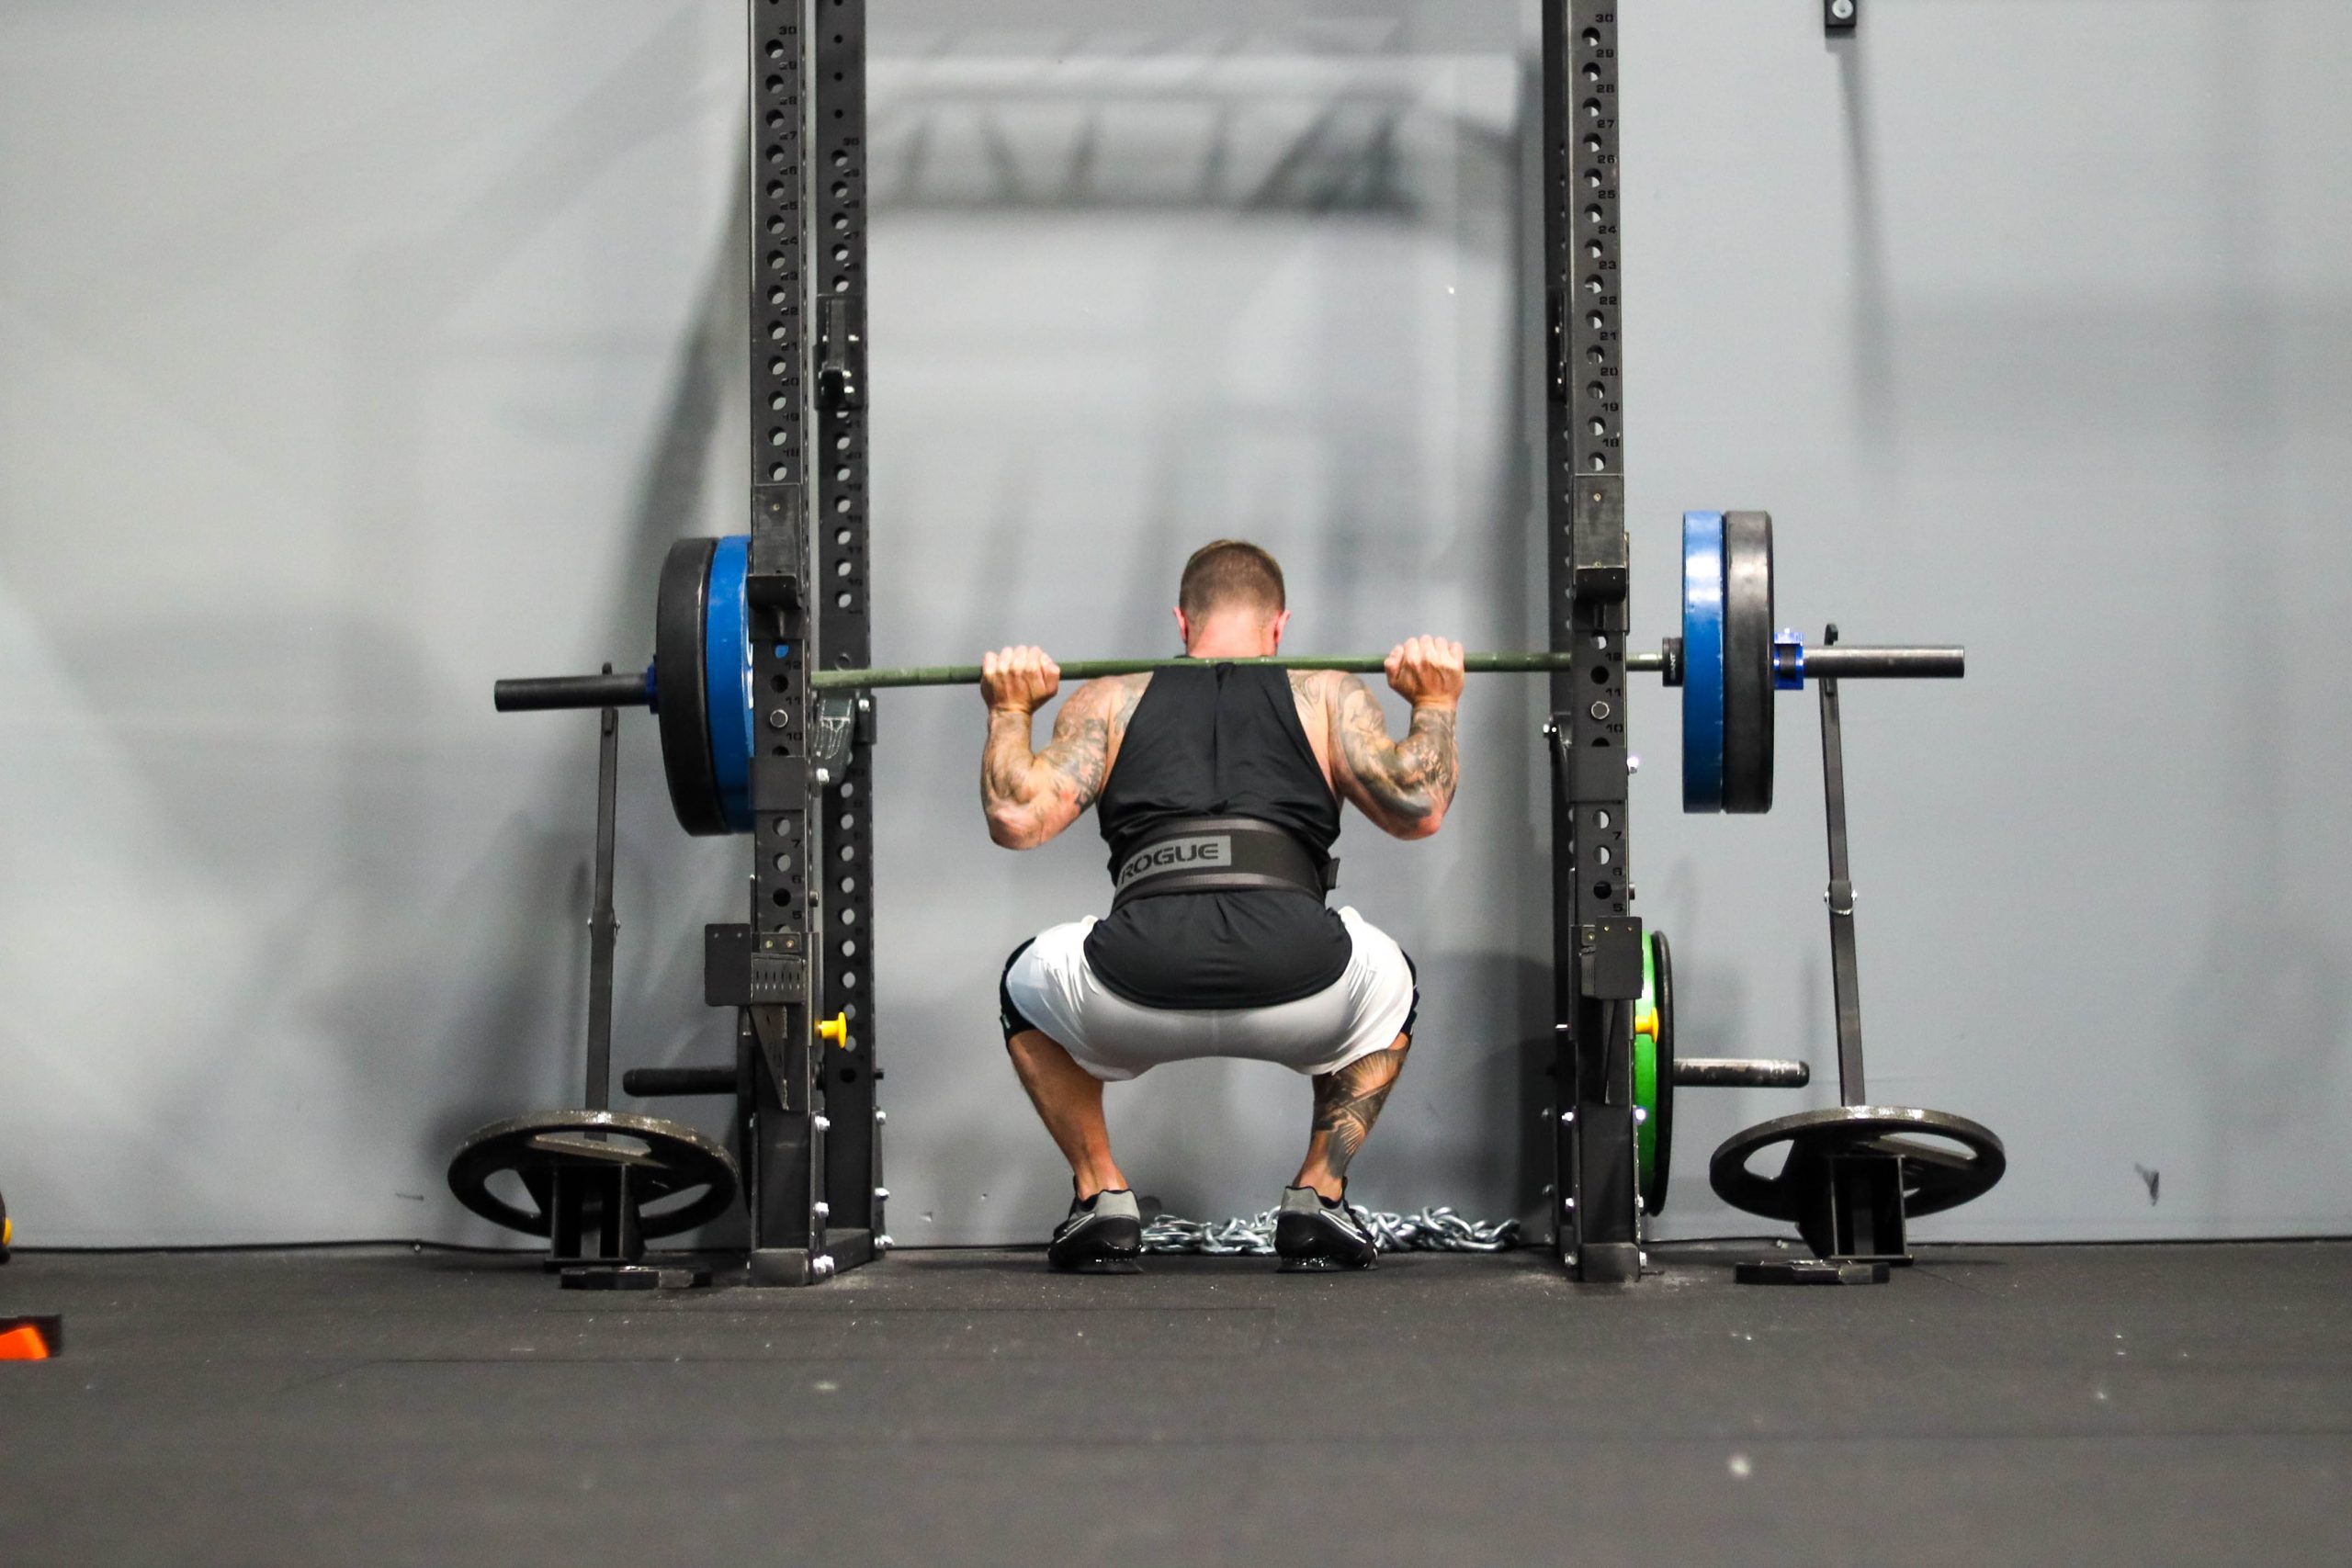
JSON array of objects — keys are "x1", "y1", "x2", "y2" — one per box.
[{"x1": 1083, "y1": 661, "x2": 1353, "y2": 1009}]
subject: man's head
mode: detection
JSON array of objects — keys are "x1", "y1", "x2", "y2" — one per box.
[{"x1": 1175, "y1": 539, "x2": 1290, "y2": 656}]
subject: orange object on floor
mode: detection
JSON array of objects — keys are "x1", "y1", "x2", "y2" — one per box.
[{"x1": 0, "y1": 1324, "x2": 52, "y2": 1360}]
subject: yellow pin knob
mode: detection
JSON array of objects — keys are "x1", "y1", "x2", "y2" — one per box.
[
  {"x1": 1634, "y1": 1005, "x2": 1658, "y2": 1041},
  {"x1": 816, "y1": 1012, "x2": 851, "y2": 1050}
]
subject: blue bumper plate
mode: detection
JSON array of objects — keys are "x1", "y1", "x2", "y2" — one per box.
[
  {"x1": 704, "y1": 535, "x2": 755, "y2": 833},
  {"x1": 1681, "y1": 513, "x2": 1727, "y2": 812}
]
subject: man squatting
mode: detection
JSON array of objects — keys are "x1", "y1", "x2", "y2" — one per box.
[{"x1": 980, "y1": 539, "x2": 1464, "y2": 1270}]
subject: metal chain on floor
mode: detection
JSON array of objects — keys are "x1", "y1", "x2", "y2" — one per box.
[{"x1": 1141, "y1": 1206, "x2": 1521, "y2": 1255}]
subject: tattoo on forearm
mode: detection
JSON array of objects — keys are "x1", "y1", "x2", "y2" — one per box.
[
  {"x1": 1335, "y1": 678, "x2": 1460, "y2": 823},
  {"x1": 1398, "y1": 705, "x2": 1459, "y2": 804},
  {"x1": 982, "y1": 709, "x2": 1036, "y2": 802},
  {"x1": 1311, "y1": 1044, "x2": 1408, "y2": 1182}
]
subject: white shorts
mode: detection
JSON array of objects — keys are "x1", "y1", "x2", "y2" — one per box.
[{"x1": 1002, "y1": 906, "x2": 1417, "y2": 1083}]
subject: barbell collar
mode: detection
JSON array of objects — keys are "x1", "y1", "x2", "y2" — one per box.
[{"x1": 495, "y1": 671, "x2": 654, "y2": 713}]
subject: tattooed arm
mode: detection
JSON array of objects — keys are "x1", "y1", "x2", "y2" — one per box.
[
  {"x1": 979, "y1": 648, "x2": 1142, "y2": 850},
  {"x1": 1322, "y1": 635, "x2": 1465, "y2": 840}
]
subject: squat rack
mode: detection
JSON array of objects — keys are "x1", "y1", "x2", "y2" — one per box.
[
  {"x1": 740, "y1": 0, "x2": 1644, "y2": 1284},
  {"x1": 480, "y1": 0, "x2": 1667, "y2": 1288},
  {"x1": 719, "y1": 0, "x2": 882, "y2": 1285},
  {"x1": 745, "y1": 0, "x2": 1637, "y2": 1284},
  {"x1": 515, "y1": 0, "x2": 887, "y2": 1288},
  {"x1": 465, "y1": 2, "x2": 2000, "y2": 1288},
  {"x1": 1543, "y1": 3, "x2": 1640, "y2": 1282}
]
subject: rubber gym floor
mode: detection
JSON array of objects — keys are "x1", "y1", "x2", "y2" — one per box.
[{"x1": 2, "y1": 1239, "x2": 2346, "y2": 1568}]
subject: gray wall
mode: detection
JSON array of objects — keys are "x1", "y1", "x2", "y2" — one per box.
[{"x1": 3, "y1": 1, "x2": 2346, "y2": 1247}]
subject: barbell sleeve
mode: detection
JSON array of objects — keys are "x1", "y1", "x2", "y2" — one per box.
[
  {"x1": 1672, "y1": 1057, "x2": 1814, "y2": 1089},
  {"x1": 494, "y1": 671, "x2": 654, "y2": 712},
  {"x1": 621, "y1": 1066, "x2": 739, "y2": 1099},
  {"x1": 1801, "y1": 647, "x2": 1964, "y2": 680}
]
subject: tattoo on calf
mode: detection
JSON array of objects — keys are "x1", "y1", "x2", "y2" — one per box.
[{"x1": 1310, "y1": 1044, "x2": 1409, "y2": 1182}]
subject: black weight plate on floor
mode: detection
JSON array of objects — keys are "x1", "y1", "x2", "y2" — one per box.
[
  {"x1": 1709, "y1": 1105, "x2": 2006, "y2": 1224},
  {"x1": 1646, "y1": 930, "x2": 1675, "y2": 1218},
  {"x1": 1720, "y1": 512, "x2": 1775, "y2": 813},
  {"x1": 655, "y1": 537, "x2": 728, "y2": 836},
  {"x1": 447, "y1": 1110, "x2": 741, "y2": 1240}
]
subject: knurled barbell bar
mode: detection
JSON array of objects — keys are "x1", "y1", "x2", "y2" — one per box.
[{"x1": 493, "y1": 513, "x2": 1963, "y2": 836}]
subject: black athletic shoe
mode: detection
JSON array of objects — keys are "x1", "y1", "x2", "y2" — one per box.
[
  {"x1": 1274, "y1": 1185, "x2": 1378, "y2": 1271},
  {"x1": 1046, "y1": 1188, "x2": 1144, "y2": 1273}
]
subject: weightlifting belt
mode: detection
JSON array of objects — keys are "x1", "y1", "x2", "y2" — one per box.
[{"x1": 1110, "y1": 816, "x2": 1338, "y2": 908}]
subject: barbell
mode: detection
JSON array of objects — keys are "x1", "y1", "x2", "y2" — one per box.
[{"x1": 494, "y1": 513, "x2": 1963, "y2": 835}]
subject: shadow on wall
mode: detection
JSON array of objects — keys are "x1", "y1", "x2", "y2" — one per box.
[
  {"x1": 1830, "y1": 34, "x2": 1897, "y2": 471},
  {"x1": 322, "y1": 14, "x2": 755, "y2": 1246},
  {"x1": 872, "y1": 75, "x2": 1423, "y2": 215},
  {"x1": 868, "y1": 55, "x2": 1521, "y2": 218},
  {"x1": 863, "y1": 33, "x2": 1550, "y2": 1235},
  {"x1": 865, "y1": 37, "x2": 1527, "y2": 679},
  {"x1": 1844, "y1": 13, "x2": 2351, "y2": 1215},
  {"x1": 1803, "y1": 6, "x2": 2352, "y2": 1228},
  {"x1": 2169, "y1": 4, "x2": 2351, "y2": 1219},
  {"x1": 0, "y1": 8, "x2": 763, "y2": 1245},
  {"x1": 424, "y1": 153, "x2": 757, "y2": 1249}
]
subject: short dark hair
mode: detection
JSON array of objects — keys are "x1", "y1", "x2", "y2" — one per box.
[{"x1": 1179, "y1": 539, "x2": 1286, "y2": 622}]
